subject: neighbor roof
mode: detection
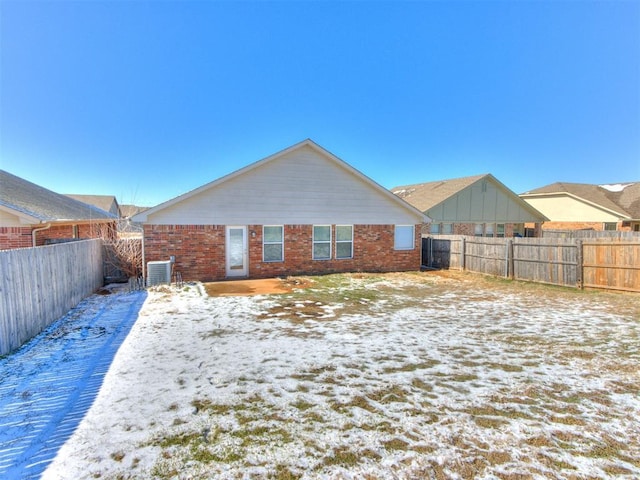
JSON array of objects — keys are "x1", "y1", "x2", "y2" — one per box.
[
  {"x1": 0, "y1": 170, "x2": 116, "y2": 223},
  {"x1": 392, "y1": 174, "x2": 488, "y2": 212},
  {"x1": 66, "y1": 194, "x2": 121, "y2": 217},
  {"x1": 521, "y1": 182, "x2": 640, "y2": 220},
  {"x1": 392, "y1": 173, "x2": 548, "y2": 222},
  {"x1": 120, "y1": 204, "x2": 149, "y2": 219}
]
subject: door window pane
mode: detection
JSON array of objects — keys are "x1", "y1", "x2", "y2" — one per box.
[{"x1": 229, "y1": 229, "x2": 244, "y2": 269}]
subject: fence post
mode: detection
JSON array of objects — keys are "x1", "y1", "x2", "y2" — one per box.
[
  {"x1": 507, "y1": 239, "x2": 514, "y2": 279},
  {"x1": 576, "y1": 239, "x2": 583, "y2": 289},
  {"x1": 460, "y1": 236, "x2": 466, "y2": 271}
]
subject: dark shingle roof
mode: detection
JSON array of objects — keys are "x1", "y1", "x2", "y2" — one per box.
[
  {"x1": 392, "y1": 174, "x2": 487, "y2": 212},
  {"x1": 522, "y1": 182, "x2": 640, "y2": 219},
  {"x1": 120, "y1": 204, "x2": 149, "y2": 219},
  {"x1": 65, "y1": 194, "x2": 121, "y2": 217},
  {"x1": 0, "y1": 170, "x2": 116, "y2": 223}
]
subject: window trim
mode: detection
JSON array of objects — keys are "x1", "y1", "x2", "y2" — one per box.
[
  {"x1": 394, "y1": 225, "x2": 415, "y2": 250},
  {"x1": 262, "y1": 225, "x2": 284, "y2": 263},
  {"x1": 313, "y1": 225, "x2": 332, "y2": 260},
  {"x1": 335, "y1": 225, "x2": 353, "y2": 259},
  {"x1": 485, "y1": 223, "x2": 495, "y2": 237}
]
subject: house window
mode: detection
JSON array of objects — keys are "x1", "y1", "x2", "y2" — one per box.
[
  {"x1": 263, "y1": 226, "x2": 283, "y2": 262},
  {"x1": 513, "y1": 224, "x2": 525, "y2": 237},
  {"x1": 497, "y1": 224, "x2": 505, "y2": 238},
  {"x1": 335, "y1": 225, "x2": 353, "y2": 259},
  {"x1": 603, "y1": 222, "x2": 617, "y2": 231},
  {"x1": 442, "y1": 223, "x2": 453, "y2": 234},
  {"x1": 394, "y1": 225, "x2": 414, "y2": 250},
  {"x1": 313, "y1": 225, "x2": 331, "y2": 260},
  {"x1": 430, "y1": 223, "x2": 440, "y2": 234},
  {"x1": 474, "y1": 224, "x2": 484, "y2": 237},
  {"x1": 485, "y1": 223, "x2": 495, "y2": 237}
]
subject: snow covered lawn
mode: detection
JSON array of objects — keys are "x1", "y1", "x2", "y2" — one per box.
[{"x1": 44, "y1": 272, "x2": 640, "y2": 479}]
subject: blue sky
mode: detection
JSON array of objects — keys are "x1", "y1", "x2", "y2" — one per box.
[{"x1": 1, "y1": 1, "x2": 638, "y2": 207}]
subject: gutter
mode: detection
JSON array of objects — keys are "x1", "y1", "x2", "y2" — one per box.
[{"x1": 32, "y1": 223, "x2": 51, "y2": 247}]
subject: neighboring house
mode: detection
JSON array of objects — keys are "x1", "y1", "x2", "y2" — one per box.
[
  {"x1": 0, "y1": 170, "x2": 117, "y2": 250},
  {"x1": 66, "y1": 194, "x2": 122, "y2": 218},
  {"x1": 132, "y1": 139, "x2": 427, "y2": 282},
  {"x1": 520, "y1": 181, "x2": 640, "y2": 232},
  {"x1": 120, "y1": 204, "x2": 149, "y2": 219},
  {"x1": 392, "y1": 174, "x2": 547, "y2": 237},
  {"x1": 119, "y1": 204, "x2": 149, "y2": 236}
]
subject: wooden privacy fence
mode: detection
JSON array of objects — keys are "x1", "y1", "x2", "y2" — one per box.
[
  {"x1": 0, "y1": 239, "x2": 104, "y2": 356},
  {"x1": 423, "y1": 235, "x2": 640, "y2": 293}
]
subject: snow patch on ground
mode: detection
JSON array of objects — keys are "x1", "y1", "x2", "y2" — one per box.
[{"x1": 41, "y1": 275, "x2": 640, "y2": 479}]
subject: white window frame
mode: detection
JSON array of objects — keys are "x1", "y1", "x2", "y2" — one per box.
[
  {"x1": 485, "y1": 223, "x2": 495, "y2": 237},
  {"x1": 394, "y1": 225, "x2": 415, "y2": 250},
  {"x1": 430, "y1": 223, "x2": 441, "y2": 234},
  {"x1": 313, "y1": 225, "x2": 331, "y2": 260},
  {"x1": 263, "y1": 225, "x2": 284, "y2": 262},
  {"x1": 474, "y1": 223, "x2": 484, "y2": 237},
  {"x1": 335, "y1": 225, "x2": 353, "y2": 259},
  {"x1": 442, "y1": 223, "x2": 453, "y2": 234},
  {"x1": 496, "y1": 224, "x2": 505, "y2": 238}
]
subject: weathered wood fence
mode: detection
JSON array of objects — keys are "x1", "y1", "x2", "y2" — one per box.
[
  {"x1": 423, "y1": 235, "x2": 640, "y2": 293},
  {"x1": 0, "y1": 239, "x2": 104, "y2": 356}
]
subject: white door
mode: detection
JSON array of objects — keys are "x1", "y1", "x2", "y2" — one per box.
[{"x1": 226, "y1": 226, "x2": 248, "y2": 277}]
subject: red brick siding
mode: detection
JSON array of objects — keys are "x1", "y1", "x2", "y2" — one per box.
[
  {"x1": 540, "y1": 221, "x2": 632, "y2": 232},
  {"x1": 35, "y1": 222, "x2": 117, "y2": 246},
  {"x1": 0, "y1": 222, "x2": 116, "y2": 250},
  {"x1": 0, "y1": 227, "x2": 33, "y2": 250},
  {"x1": 144, "y1": 225, "x2": 226, "y2": 282},
  {"x1": 144, "y1": 224, "x2": 422, "y2": 282}
]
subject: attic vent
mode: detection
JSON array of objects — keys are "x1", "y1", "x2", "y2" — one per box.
[{"x1": 147, "y1": 260, "x2": 172, "y2": 286}]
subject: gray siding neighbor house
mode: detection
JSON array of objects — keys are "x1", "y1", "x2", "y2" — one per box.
[{"x1": 393, "y1": 174, "x2": 547, "y2": 237}]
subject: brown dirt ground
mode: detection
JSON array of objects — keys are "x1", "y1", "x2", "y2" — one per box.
[{"x1": 203, "y1": 277, "x2": 313, "y2": 297}]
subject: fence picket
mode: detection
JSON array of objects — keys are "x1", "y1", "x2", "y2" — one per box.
[
  {"x1": 423, "y1": 235, "x2": 640, "y2": 293},
  {"x1": 0, "y1": 240, "x2": 104, "y2": 356}
]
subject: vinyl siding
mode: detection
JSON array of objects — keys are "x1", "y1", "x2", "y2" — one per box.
[
  {"x1": 146, "y1": 145, "x2": 421, "y2": 225},
  {"x1": 523, "y1": 196, "x2": 622, "y2": 222},
  {"x1": 427, "y1": 180, "x2": 543, "y2": 223},
  {"x1": 0, "y1": 210, "x2": 23, "y2": 227}
]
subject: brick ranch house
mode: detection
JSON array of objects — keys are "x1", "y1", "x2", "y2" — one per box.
[
  {"x1": 132, "y1": 139, "x2": 428, "y2": 282},
  {"x1": 0, "y1": 169, "x2": 117, "y2": 250}
]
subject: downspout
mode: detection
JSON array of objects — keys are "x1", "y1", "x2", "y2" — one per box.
[
  {"x1": 140, "y1": 228, "x2": 146, "y2": 283},
  {"x1": 32, "y1": 223, "x2": 51, "y2": 247}
]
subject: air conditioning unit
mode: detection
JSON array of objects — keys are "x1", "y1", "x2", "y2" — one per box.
[{"x1": 147, "y1": 260, "x2": 172, "y2": 286}]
